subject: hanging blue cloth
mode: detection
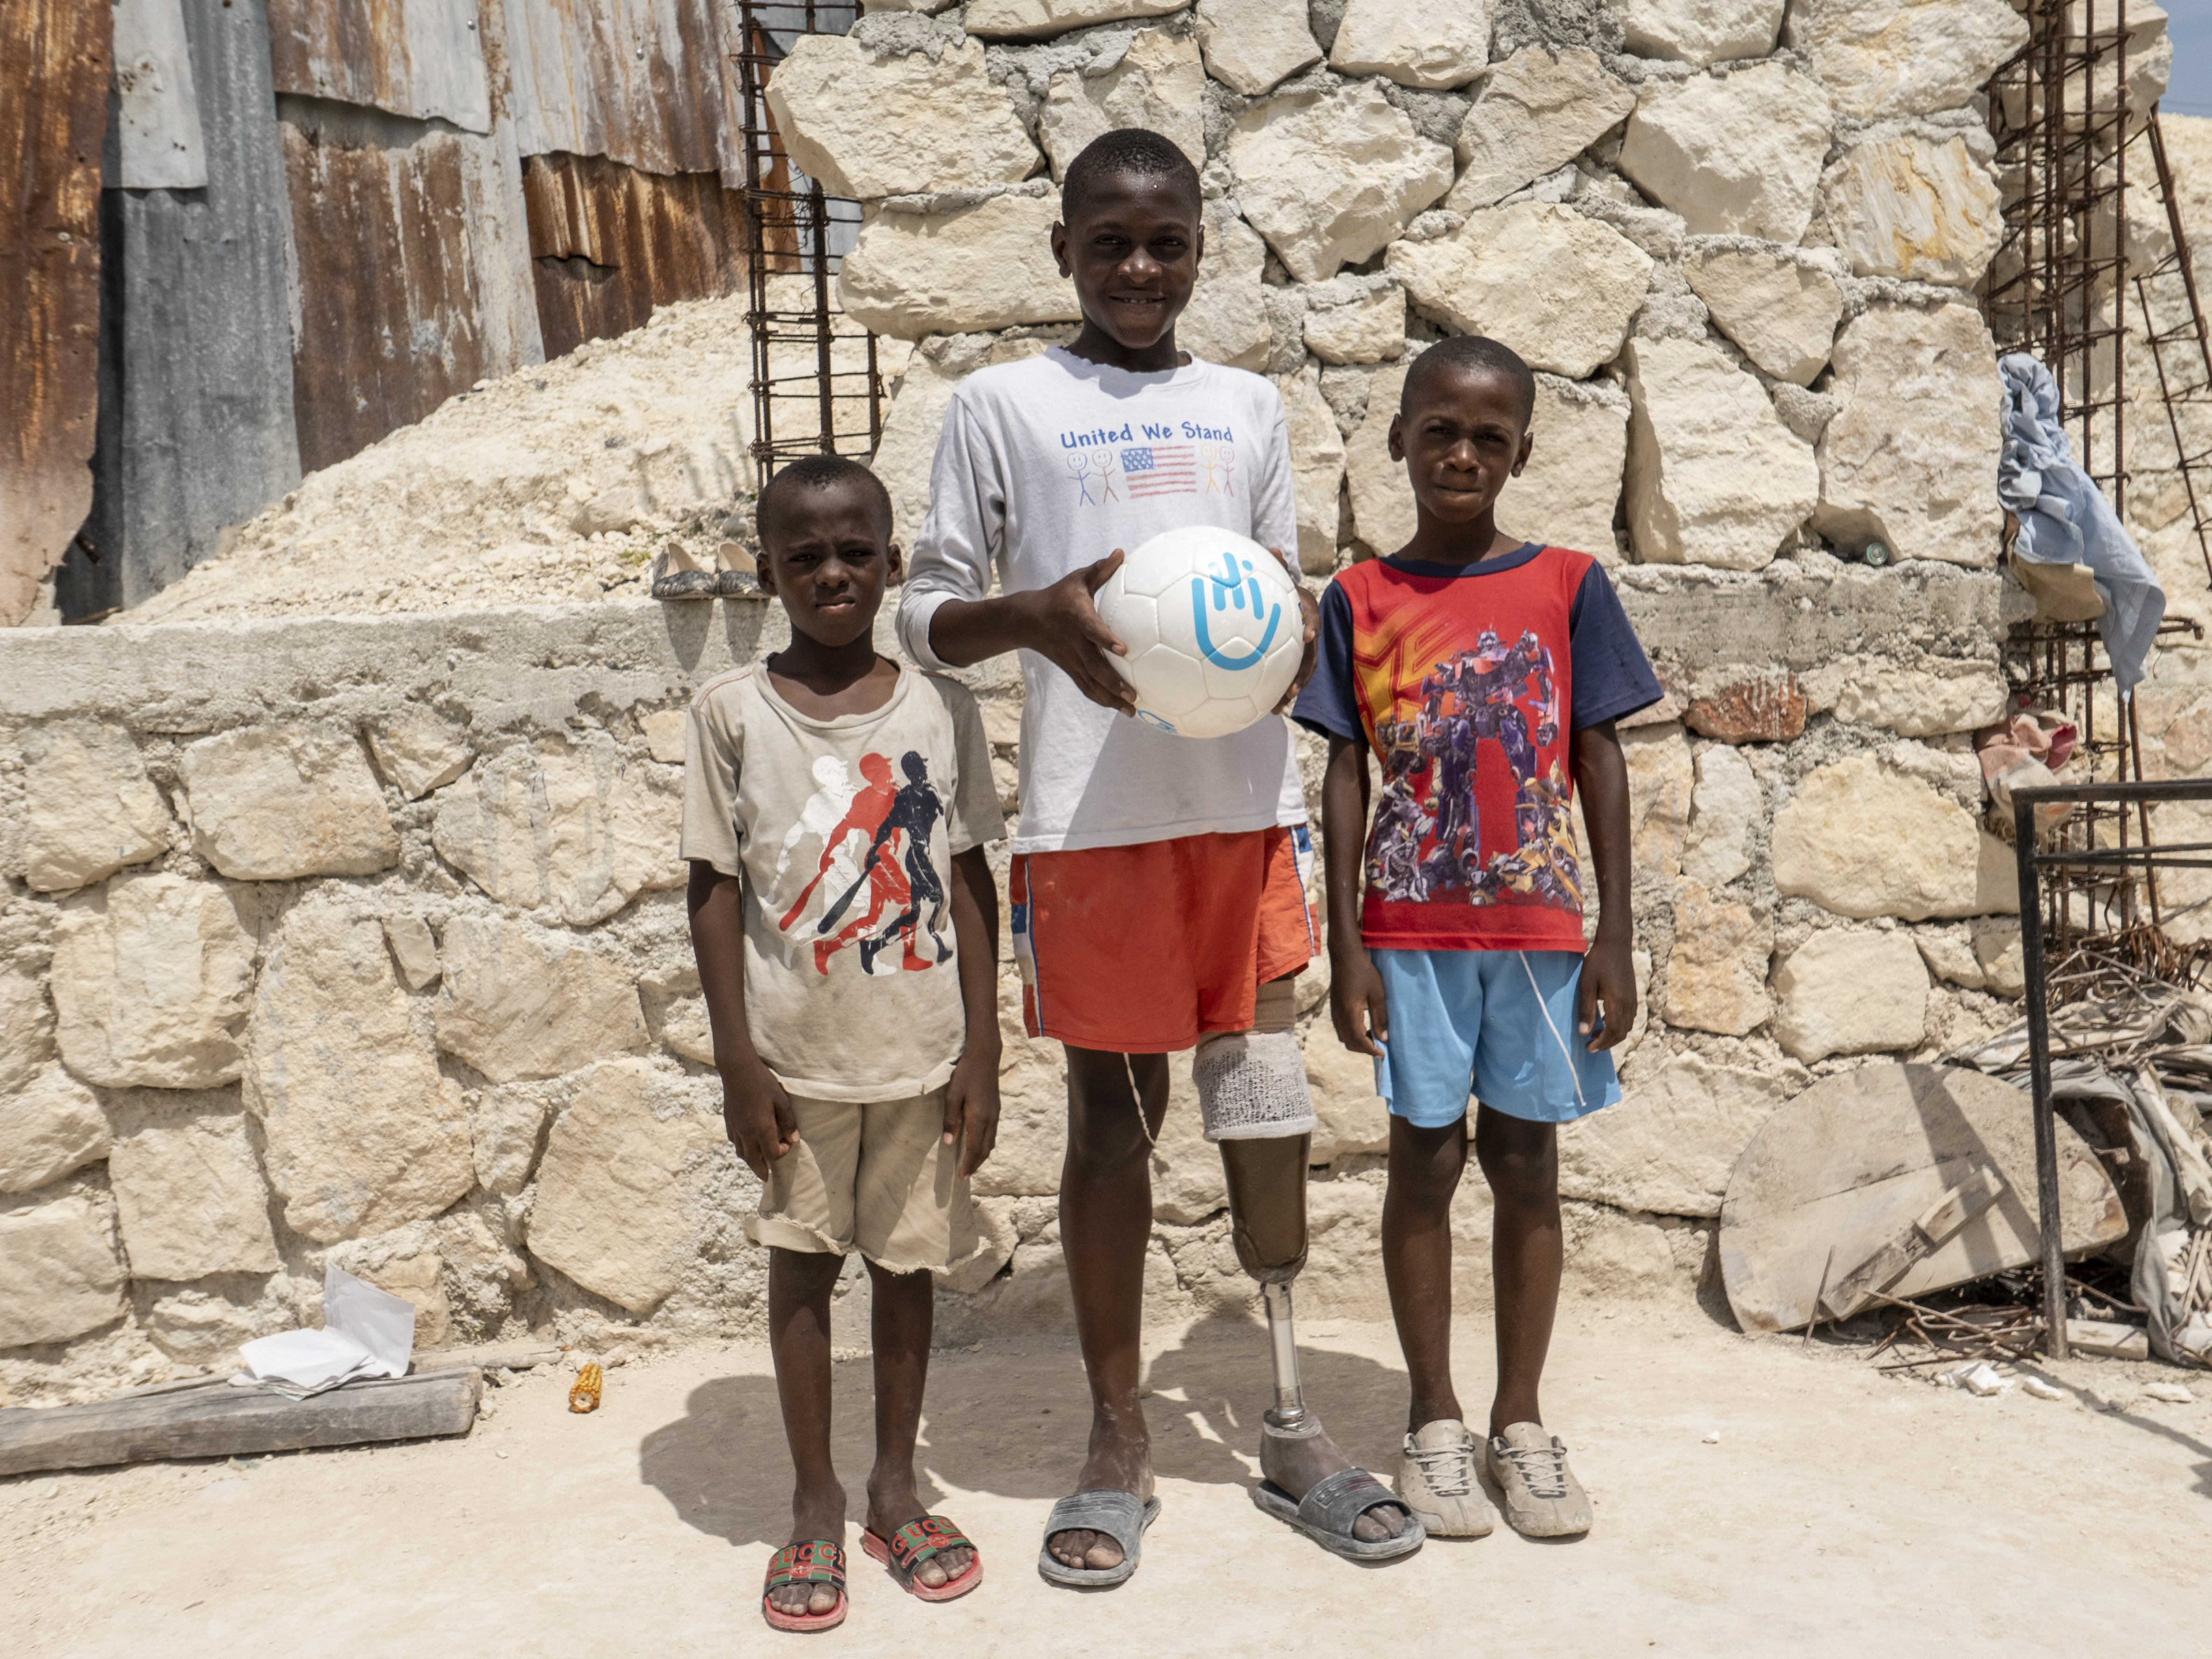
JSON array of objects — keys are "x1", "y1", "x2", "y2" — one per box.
[{"x1": 1997, "y1": 352, "x2": 2165, "y2": 695}]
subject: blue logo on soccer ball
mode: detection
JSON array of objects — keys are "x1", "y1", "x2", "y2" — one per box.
[{"x1": 1191, "y1": 551, "x2": 1281, "y2": 670}]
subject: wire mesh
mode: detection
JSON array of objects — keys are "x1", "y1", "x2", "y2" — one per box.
[{"x1": 734, "y1": 1, "x2": 885, "y2": 489}]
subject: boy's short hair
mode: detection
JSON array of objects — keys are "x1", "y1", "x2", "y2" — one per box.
[
  {"x1": 1061, "y1": 127, "x2": 1202, "y2": 220},
  {"x1": 756, "y1": 453, "x2": 894, "y2": 549},
  {"x1": 1401, "y1": 335, "x2": 1538, "y2": 430}
]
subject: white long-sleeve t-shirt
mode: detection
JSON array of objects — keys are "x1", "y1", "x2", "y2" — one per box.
[{"x1": 896, "y1": 346, "x2": 1308, "y2": 855}]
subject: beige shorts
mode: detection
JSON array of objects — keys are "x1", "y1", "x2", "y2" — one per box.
[{"x1": 744, "y1": 1086, "x2": 978, "y2": 1275}]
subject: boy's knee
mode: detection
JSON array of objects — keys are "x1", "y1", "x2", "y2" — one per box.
[{"x1": 1476, "y1": 1139, "x2": 1558, "y2": 1209}]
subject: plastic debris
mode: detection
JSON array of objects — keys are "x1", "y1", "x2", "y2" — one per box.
[
  {"x1": 569, "y1": 1362, "x2": 604, "y2": 1414},
  {"x1": 1942, "y1": 1361, "x2": 2013, "y2": 1397},
  {"x1": 1701, "y1": 1431, "x2": 1721, "y2": 1444},
  {"x1": 2021, "y1": 1376, "x2": 2065, "y2": 1401}
]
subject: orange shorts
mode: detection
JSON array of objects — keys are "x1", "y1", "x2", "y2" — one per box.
[{"x1": 1010, "y1": 826, "x2": 1317, "y2": 1053}]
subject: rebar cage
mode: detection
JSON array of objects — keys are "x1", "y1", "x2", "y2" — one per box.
[{"x1": 733, "y1": 1, "x2": 886, "y2": 489}]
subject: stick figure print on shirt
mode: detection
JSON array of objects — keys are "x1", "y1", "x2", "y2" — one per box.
[
  {"x1": 815, "y1": 751, "x2": 952, "y2": 974},
  {"x1": 1068, "y1": 452, "x2": 1096, "y2": 505},
  {"x1": 1089, "y1": 449, "x2": 1121, "y2": 502}
]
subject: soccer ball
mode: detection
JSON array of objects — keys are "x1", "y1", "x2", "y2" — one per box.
[{"x1": 1093, "y1": 527, "x2": 1304, "y2": 739}]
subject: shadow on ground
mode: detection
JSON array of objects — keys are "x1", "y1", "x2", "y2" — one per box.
[{"x1": 636, "y1": 1303, "x2": 1423, "y2": 1547}]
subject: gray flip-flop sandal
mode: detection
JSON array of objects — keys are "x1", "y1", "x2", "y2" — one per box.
[
  {"x1": 1036, "y1": 1489, "x2": 1162, "y2": 1588},
  {"x1": 1253, "y1": 1467, "x2": 1425, "y2": 1562}
]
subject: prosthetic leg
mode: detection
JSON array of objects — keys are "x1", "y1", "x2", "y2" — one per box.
[{"x1": 1195, "y1": 981, "x2": 1419, "y2": 1557}]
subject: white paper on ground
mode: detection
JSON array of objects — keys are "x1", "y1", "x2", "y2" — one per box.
[{"x1": 234, "y1": 1265, "x2": 417, "y2": 1395}]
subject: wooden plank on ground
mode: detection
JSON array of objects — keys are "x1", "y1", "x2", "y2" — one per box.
[
  {"x1": 1820, "y1": 1166, "x2": 2008, "y2": 1320},
  {"x1": 0, "y1": 1368, "x2": 479, "y2": 1477}
]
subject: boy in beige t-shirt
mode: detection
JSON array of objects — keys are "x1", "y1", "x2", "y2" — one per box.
[{"x1": 681, "y1": 455, "x2": 1005, "y2": 1632}]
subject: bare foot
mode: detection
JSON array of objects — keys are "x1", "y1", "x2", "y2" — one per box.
[
  {"x1": 866, "y1": 1472, "x2": 973, "y2": 1591},
  {"x1": 772, "y1": 1482, "x2": 847, "y2": 1620},
  {"x1": 1046, "y1": 1412, "x2": 1154, "y2": 1572},
  {"x1": 1260, "y1": 1416, "x2": 1410, "y2": 1544}
]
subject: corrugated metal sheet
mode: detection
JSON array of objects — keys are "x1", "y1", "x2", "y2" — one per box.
[
  {"x1": 502, "y1": 0, "x2": 741, "y2": 183},
  {"x1": 62, "y1": 0, "x2": 301, "y2": 621},
  {"x1": 113, "y1": 0, "x2": 210, "y2": 189},
  {"x1": 521, "y1": 150, "x2": 747, "y2": 359},
  {"x1": 281, "y1": 96, "x2": 543, "y2": 473},
  {"x1": 265, "y1": 0, "x2": 492, "y2": 133},
  {"x1": 0, "y1": 0, "x2": 108, "y2": 627}
]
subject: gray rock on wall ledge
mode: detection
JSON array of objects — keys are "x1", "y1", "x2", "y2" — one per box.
[
  {"x1": 50, "y1": 873, "x2": 258, "y2": 1090},
  {"x1": 180, "y1": 728, "x2": 399, "y2": 881}
]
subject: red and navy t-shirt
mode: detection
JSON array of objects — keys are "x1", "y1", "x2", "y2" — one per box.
[{"x1": 1291, "y1": 544, "x2": 1661, "y2": 952}]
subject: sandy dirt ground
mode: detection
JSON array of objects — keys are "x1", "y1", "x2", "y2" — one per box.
[{"x1": 5, "y1": 1298, "x2": 2208, "y2": 1658}]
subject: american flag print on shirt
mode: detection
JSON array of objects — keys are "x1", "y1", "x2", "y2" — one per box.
[{"x1": 1121, "y1": 443, "x2": 1211, "y2": 499}]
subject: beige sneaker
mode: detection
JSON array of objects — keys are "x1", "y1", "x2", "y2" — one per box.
[
  {"x1": 1486, "y1": 1422, "x2": 1593, "y2": 1538},
  {"x1": 1395, "y1": 1419, "x2": 1496, "y2": 1537}
]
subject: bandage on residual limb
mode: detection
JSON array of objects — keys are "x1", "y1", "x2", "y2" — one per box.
[{"x1": 1193, "y1": 1029, "x2": 1317, "y2": 1141}]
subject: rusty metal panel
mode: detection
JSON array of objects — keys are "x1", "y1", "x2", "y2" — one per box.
[
  {"x1": 61, "y1": 0, "x2": 301, "y2": 621},
  {"x1": 0, "y1": 0, "x2": 108, "y2": 627},
  {"x1": 281, "y1": 97, "x2": 543, "y2": 473},
  {"x1": 113, "y1": 0, "x2": 209, "y2": 188},
  {"x1": 265, "y1": 0, "x2": 492, "y2": 133},
  {"x1": 521, "y1": 151, "x2": 746, "y2": 360},
  {"x1": 502, "y1": 0, "x2": 739, "y2": 181}
]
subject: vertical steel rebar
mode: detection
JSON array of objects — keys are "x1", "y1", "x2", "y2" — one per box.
[{"x1": 2013, "y1": 795, "x2": 2070, "y2": 1361}]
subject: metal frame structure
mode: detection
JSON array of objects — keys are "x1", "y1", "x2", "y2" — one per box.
[
  {"x1": 2129, "y1": 112, "x2": 2212, "y2": 587},
  {"x1": 732, "y1": 0, "x2": 886, "y2": 488},
  {"x1": 2013, "y1": 778, "x2": 2212, "y2": 1357}
]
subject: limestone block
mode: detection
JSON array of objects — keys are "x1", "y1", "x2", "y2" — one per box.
[
  {"x1": 145, "y1": 1289, "x2": 262, "y2": 1364},
  {"x1": 1823, "y1": 133, "x2": 2002, "y2": 286},
  {"x1": 1971, "y1": 917, "x2": 2024, "y2": 997},
  {"x1": 1496, "y1": 374, "x2": 1629, "y2": 562},
  {"x1": 18, "y1": 721, "x2": 170, "y2": 893},
  {"x1": 382, "y1": 914, "x2": 441, "y2": 991},
  {"x1": 180, "y1": 729, "x2": 399, "y2": 881},
  {"x1": 1276, "y1": 367, "x2": 1348, "y2": 575},
  {"x1": 1150, "y1": 1062, "x2": 1228, "y2": 1225},
  {"x1": 242, "y1": 899, "x2": 473, "y2": 1243},
  {"x1": 1305, "y1": 1030, "x2": 1390, "y2": 1161},
  {"x1": 50, "y1": 874, "x2": 257, "y2": 1090},
  {"x1": 1618, "y1": 64, "x2": 1833, "y2": 243},
  {"x1": 1561, "y1": 1048, "x2": 1791, "y2": 1216},
  {"x1": 641, "y1": 710, "x2": 687, "y2": 766},
  {"x1": 1772, "y1": 753, "x2": 2016, "y2": 920},
  {"x1": 1346, "y1": 358, "x2": 1416, "y2": 555},
  {"x1": 364, "y1": 707, "x2": 475, "y2": 800},
  {"x1": 1388, "y1": 204, "x2": 1652, "y2": 379},
  {"x1": 1228, "y1": 82, "x2": 1454, "y2": 283},
  {"x1": 0, "y1": 1067, "x2": 110, "y2": 1194},
  {"x1": 468, "y1": 1087, "x2": 552, "y2": 1196},
  {"x1": 1773, "y1": 930, "x2": 1928, "y2": 1062},
  {"x1": 1786, "y1": 0, "x2": 2029, "y2": 121},
  {"x1": 1815, "y1": 304, "x2": 2003, "y2": 568},
  {"x1": 1623, "y1": 336, "x2": 1818, "y2": 572},
  {"x1": 526, "y1": 1059, "x2": 722, "y2": 1314},
  {"x1": 964, "y1": 0, "x2": 1182, "y2": 39},
  {"x1": 434, "y1": 913, "x2": 650, "y2": 1083},
  {"x1": 1196, "y1": 0, "x2": 1321, "y2": 97},
  {"x1": 873, "y1": 336, "x2": 989, "y2": 546},
  {"x1": 108, "y1": 1109, "x2": 281, "y2": 1280},
  {"x1": 973, "y1": 971, "x2": 1068, "y2": 1197},
  {"x1": 1682, "y1": 744, "x2": 1759, "y2": 888},
  {"x1": 1618, "y1": 0, "x2": 1783, "y2": 65},
  {"x1": 1915, "y1": 925, "x2": 1984, "y2": 990},
  {"x1": 1296, "y1": 1176, "x2": 1393, "y2": 1318},
  {"x1": 1328, "y1": 0, "x2": 1488, "y2": 89},
  {"x1": 1659, "y1": 882, "x2": 1772, "y2": 1036},
  {"x1": 766, "y1": 36, "x2": 1037, "y2": 200},
  {"x1": 0, "y1": 1191, "x2": 126, "y2": 1348},
  {"x1": 1624, "y1": 722, "x2": 1694, "y2": 879},
  {"x1": 838, "y1": 193, "x2": 1078, "y2": 339},
  {"x1": 1303, "y1": 286, "x2": 1405, "y2": 366},
  {"x1": 653, "y1": 993, "x2": 716, "y2": 1066},
  {"x1": 1683, "y1": 668, "x2": 1808, "y2": 743},
  {"x1": 1443, "y1": 46, "x2": 1636, "y2": 213},
  {"x1": 431, "y1": 732, "x2": 684, "y2": 927},
  {"x1": 1041, "y1": 29, "x2": 1205, "y2": 181},
  {"x1": 0, "y1": 965, "x2": 56, "y2": 1095},
  {"x1": 1680, "y1": 248, "x2": 1843, "y2": 388},
  {"x1": 1179, "y1": 209, "x2": 1271, "y2": 373},
  {"x1": 1825, "y1": 658, "x2": 2008, "y2": 736}
]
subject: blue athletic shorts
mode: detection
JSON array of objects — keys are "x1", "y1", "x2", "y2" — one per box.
[{"x1": 1371, "y1": 948, "x2": 1621, "y2": 1128}]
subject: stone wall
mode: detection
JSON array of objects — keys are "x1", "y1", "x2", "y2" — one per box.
[{"x1": 0, "y1": 0, "x2": 2134, "y2": 1400}]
